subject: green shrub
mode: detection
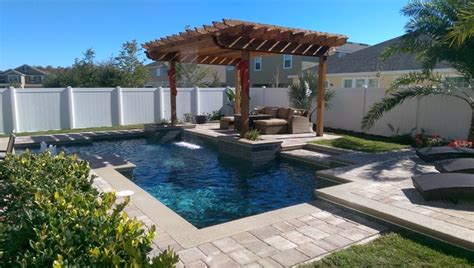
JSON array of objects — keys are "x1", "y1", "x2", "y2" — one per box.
[
  {"x1": 0, "y1": 151, "x2": 178, "y2": 267},
  {"x1": 245, "y1": 129, "x2": 260, "y2": 141}
]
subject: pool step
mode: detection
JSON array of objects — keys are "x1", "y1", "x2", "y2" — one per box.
[{"x1": 281, "y1": 149, "x2": 334, "y2": 168}]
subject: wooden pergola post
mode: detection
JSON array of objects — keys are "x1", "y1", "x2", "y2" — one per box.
[
  {"x1": 316, "y1": 56, "x2": 327, "y2": 136},
  {"x1": 240, "y1": 51, "x2": 250, "y2": 138},
  {"x1": 169, "y1": 61, "x2": 178, "y2": 125},
  {"x1": 234, "y1": 66, "x2": 241, "y2": 114}
]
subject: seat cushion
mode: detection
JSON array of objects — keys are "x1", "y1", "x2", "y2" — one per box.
[
  {"x1": 413, "y1": 173, "x2": 474, "y2": 201},
  {"x1": 277, "y1": 107, "x2": 289, "y2": 119},
  {"x1": 255, "y1": 118, "x2": 288, "y2": 126},
  {"x1": 435, "y1": 158, "x2": 474, "y2": 173},
  {"x1": 220, "y1": 116, "x2": 234, "y2": 122},
  {"x1": 263, "y1": 107, "x2": 278, "y2": 117},
  {"x1": 417, "y1": 146, "x2": 474, "y2": 162}
]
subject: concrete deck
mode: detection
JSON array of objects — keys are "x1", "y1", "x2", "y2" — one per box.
[
  {"x1": 317, "y1": 156, "x2": 474, "y2": 251},
  {"x1": 91, "y1": 160, "x2": 386, "y2": 267}
]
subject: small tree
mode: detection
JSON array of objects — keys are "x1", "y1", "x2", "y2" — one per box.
[
  {"x1": 176, "y1": 63, "x2": 211, "y2": 87},
  {"x1": 114, "y1": 40, "x2": 150, "y2": 87},
  {"x1": 289, "y1": 71, "x2": 335, "y2": 119}
]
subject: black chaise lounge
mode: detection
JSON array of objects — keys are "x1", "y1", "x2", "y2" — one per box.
[
  {"x1": 412, "y1": 173, "x2": 474, "y2": 201},
  {"x1": 416, "y1": 146, "x2": 474, "y2": 162},
  {"x1": 435, "y1": 158, "x2": 474, "y2": 174},
  {"x1": 0, "y1": 133, "x2": 16, "y2": 160}
]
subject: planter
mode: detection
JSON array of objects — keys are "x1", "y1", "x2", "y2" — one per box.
[{"x1": 194, "y1": 115, "x2": 208, "y2": 124}]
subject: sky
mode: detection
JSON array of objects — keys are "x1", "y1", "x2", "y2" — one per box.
[{"x1": 0, "y1": 0, "x2": 409, "y2": 70}]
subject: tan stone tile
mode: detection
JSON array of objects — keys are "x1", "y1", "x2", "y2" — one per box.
[
  {"x1": 232, "y1": 232, "x2": 260, "y2": 245},
  {"x1": 212, "y1": 237, "x2": 244, "y2": 253},
  {"x1": 313, "y1": 238, "x2": 338, "y2": 252},
  {"x1": 177, "y1": 247, "x2": 206, "y2": 264},
  {"x1": 245, "y1": 241, "x2": 280, "y2": 258},
  {"x1": 263, "y1": 235, "x2": 297, "y2": 251},
  {"x1": 286, "y1": 218, "x2": 307, "y2": 228},
  {"x1": 311, "y1": 211, "x2": 333, "y2": 219},
  {"x1": 272, "y1": 221, "x2": 296, "y2": 232},
  {"x1": 243, "y1": 262, "x2": 262, "y2": 268},
  {"x1": 338, "y1": 228, "x2": 372, "y2": 241},
  {"x1": 297, "y1": 215, "x2": 316, "y2": 222},
  {"x1": 229, "y1": 249, "x2": 259, "y2": 265},
  {"x1": 271, "y1": 248, "x2": 309, "y2": 266},
  {"x1": 250, "y1": 225, "x2": 281, "y2": 240},
  {"x1": 258, "y1": 257, "x2": 283, "y2": 268},
  {"x1": 205, "y1": 253, "x2": 239, "y2": 268},
  {"x1": 280, "y1": 230, "x2": 313, "y2": 245},
  {"x1": 198, "y1": 243, "x2": 221, "y2": 257},
  {"x1": 296, "y1": 242, "x2": 327, "y2": 258},
  {"x1": 316, "y1": 222, "x2": 344, "y2": 234},
  {"x1": 323, "y1": 234, "x2": 353, "y2": 247},
  {"x1": 185, "y1": 260, "x2": 207, "y2": 268},
  {"x1": 297, "y1": 225, "x2": 330, "y2": 240}
]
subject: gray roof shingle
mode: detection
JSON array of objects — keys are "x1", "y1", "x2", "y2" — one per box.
[{"x1": 327, "y1": 36, "x2": 452, "y2": 74}]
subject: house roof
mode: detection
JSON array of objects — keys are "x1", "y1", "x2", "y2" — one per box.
[
  {"x1": 1, "y1": 69, "x2": 25, "y2": 76},
  {"x1": 336, "y1": 42, "x2": 369, "y2": 54},
  {"x1": 143, "y1": 19, "x2": 348, "y2": 65},
  {"x1": 14, "y1": 64, "x2": 49, "y2": 75},
  {"x1": 325, "y1": 36, "x2": 452, "y2": 74}
]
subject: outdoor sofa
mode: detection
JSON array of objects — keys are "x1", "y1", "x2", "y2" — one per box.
[{"x1": 253, "y1": 106, "x2": 311, "y2": 134}]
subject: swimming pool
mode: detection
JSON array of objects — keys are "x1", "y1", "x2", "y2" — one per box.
[{"x1": 51, "y1": 136, "x2": 327, "y2": 228}]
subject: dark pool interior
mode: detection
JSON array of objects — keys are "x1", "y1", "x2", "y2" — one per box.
[{"x1": 30, "y1": 135, "x2": 331, "y2": 228}]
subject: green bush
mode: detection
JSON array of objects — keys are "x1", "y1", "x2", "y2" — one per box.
[
  {"x1": 245, "y1": 129, "x2": 260, "y2": 141},
  {"x1": 0, "y1": 151, "x2": 178, "y2": 267}
]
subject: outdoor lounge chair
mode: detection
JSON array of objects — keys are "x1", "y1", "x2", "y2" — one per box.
[
  {"x1": 0, "y1": 133, "x2": 16, "y2": 160},
  {"x1": 416, "y1": 146, "x2": 474, "y2": 162},
  {"x1": 412, "y1": 173, "x2": 474, "y2": 201},
  {"x1": 435, "y1": 158, "x2": 474, "y2": 174}
]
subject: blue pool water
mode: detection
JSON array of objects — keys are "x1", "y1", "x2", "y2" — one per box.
[{"x1": 51, "y1": 136, "x2": 326, "y2": 228}]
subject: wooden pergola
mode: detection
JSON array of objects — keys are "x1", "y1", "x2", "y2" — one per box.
[{"x1": 143, "y1": 19, "x2": 347, "y2": 137}]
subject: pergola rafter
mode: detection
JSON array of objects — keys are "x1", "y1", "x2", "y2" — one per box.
[{"x1": 143, "y1": 18, "x2": 347, "y2": 137}]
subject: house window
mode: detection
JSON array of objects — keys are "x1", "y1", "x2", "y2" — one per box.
[
  {"x1": 343, "y1": 79, "x2": 353, "y2": 88},
  {"x1": 355, "y1": 79, "x2": 366, "y2": 88},
  {"x1": 226, "y1": 66, "x2": 235, "y2": 71},
  {"x1": 368, "y1": 78, "x2": 379, "y2": 88},
  {"x1": 29, "y1": 76, "x2": 36, "y2": 83},
  {"x1": 156, "y1": 67, "x2": 167, "y2": 77},
  {"x1": 283, "y1": 55, "x2": 292, "y2": 69},
  {"x1": 8, "y1": 75, "x2": 19, "y2": 82},
  {"x1": 23, "y1": 66, "x2": 28, "y2": 72},
  {"x1": 254, "y1": 57, "x2": 262, "y2": 71}
]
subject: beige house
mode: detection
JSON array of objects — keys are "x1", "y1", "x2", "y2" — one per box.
[
  {"x1": 225, "y1": 42, "x2": 369, "y2": 87},
  {"x1": 308, "y1": 36, "x2": 467, "y2": 89},
  {"x1": 145, "y1": 62, "x2": 226, "y2": 87},
  {"x1": 0, "y1": 64, "x2": 48, "y2": 88}
]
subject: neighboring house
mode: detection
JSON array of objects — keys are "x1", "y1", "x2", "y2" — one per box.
[
  {"x1": 145, "y1": 62, "x2": 226, "y2": 87},
  {"x1": 310, "y1": 36, "x2": 467, "y2": 89},
  {"x1": 225, "y1": 42, "x2": 369, "y2": 87},
  {"x1": 0, "y1": 64, "x2": 49, "y2": 88}
]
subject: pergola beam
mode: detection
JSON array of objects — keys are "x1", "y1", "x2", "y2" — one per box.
[{"x1": 143, "y1": 18, "x2": 348, "y2": 136}]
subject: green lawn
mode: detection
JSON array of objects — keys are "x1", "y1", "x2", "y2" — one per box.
[
  {"x1": 303, "y1": 232, "x2": 474, "y2": 267},
  {"x1": 0, "y1": 124, "x2": 145, "y2": 138},
  {"x1": 311, "y1": 132, "x2": 412, "y2": 153}
]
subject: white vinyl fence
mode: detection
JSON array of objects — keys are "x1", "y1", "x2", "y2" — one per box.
[
  {"x1": 0, "y1": 86, "x2": 471, "y2": 139},
  {"x1": 321, "y1": 87, "x2": 471, "y2": 139}
]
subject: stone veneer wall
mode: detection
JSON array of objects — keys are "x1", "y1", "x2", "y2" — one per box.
[{"x1": 217, "y1": 136, "x2": 282, "y2": 166}]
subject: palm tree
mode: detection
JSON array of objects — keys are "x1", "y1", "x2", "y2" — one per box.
[
  {"x1": 361, "y1": 0, "x2": 474, "y2": 139},
  {"x1": 289, "y1": 71, "x2": 335, "y2": 119}
]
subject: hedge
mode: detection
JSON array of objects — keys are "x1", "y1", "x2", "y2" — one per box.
[{"x1": 0, "y1": 151, "x2": 178, "y2": 267}]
